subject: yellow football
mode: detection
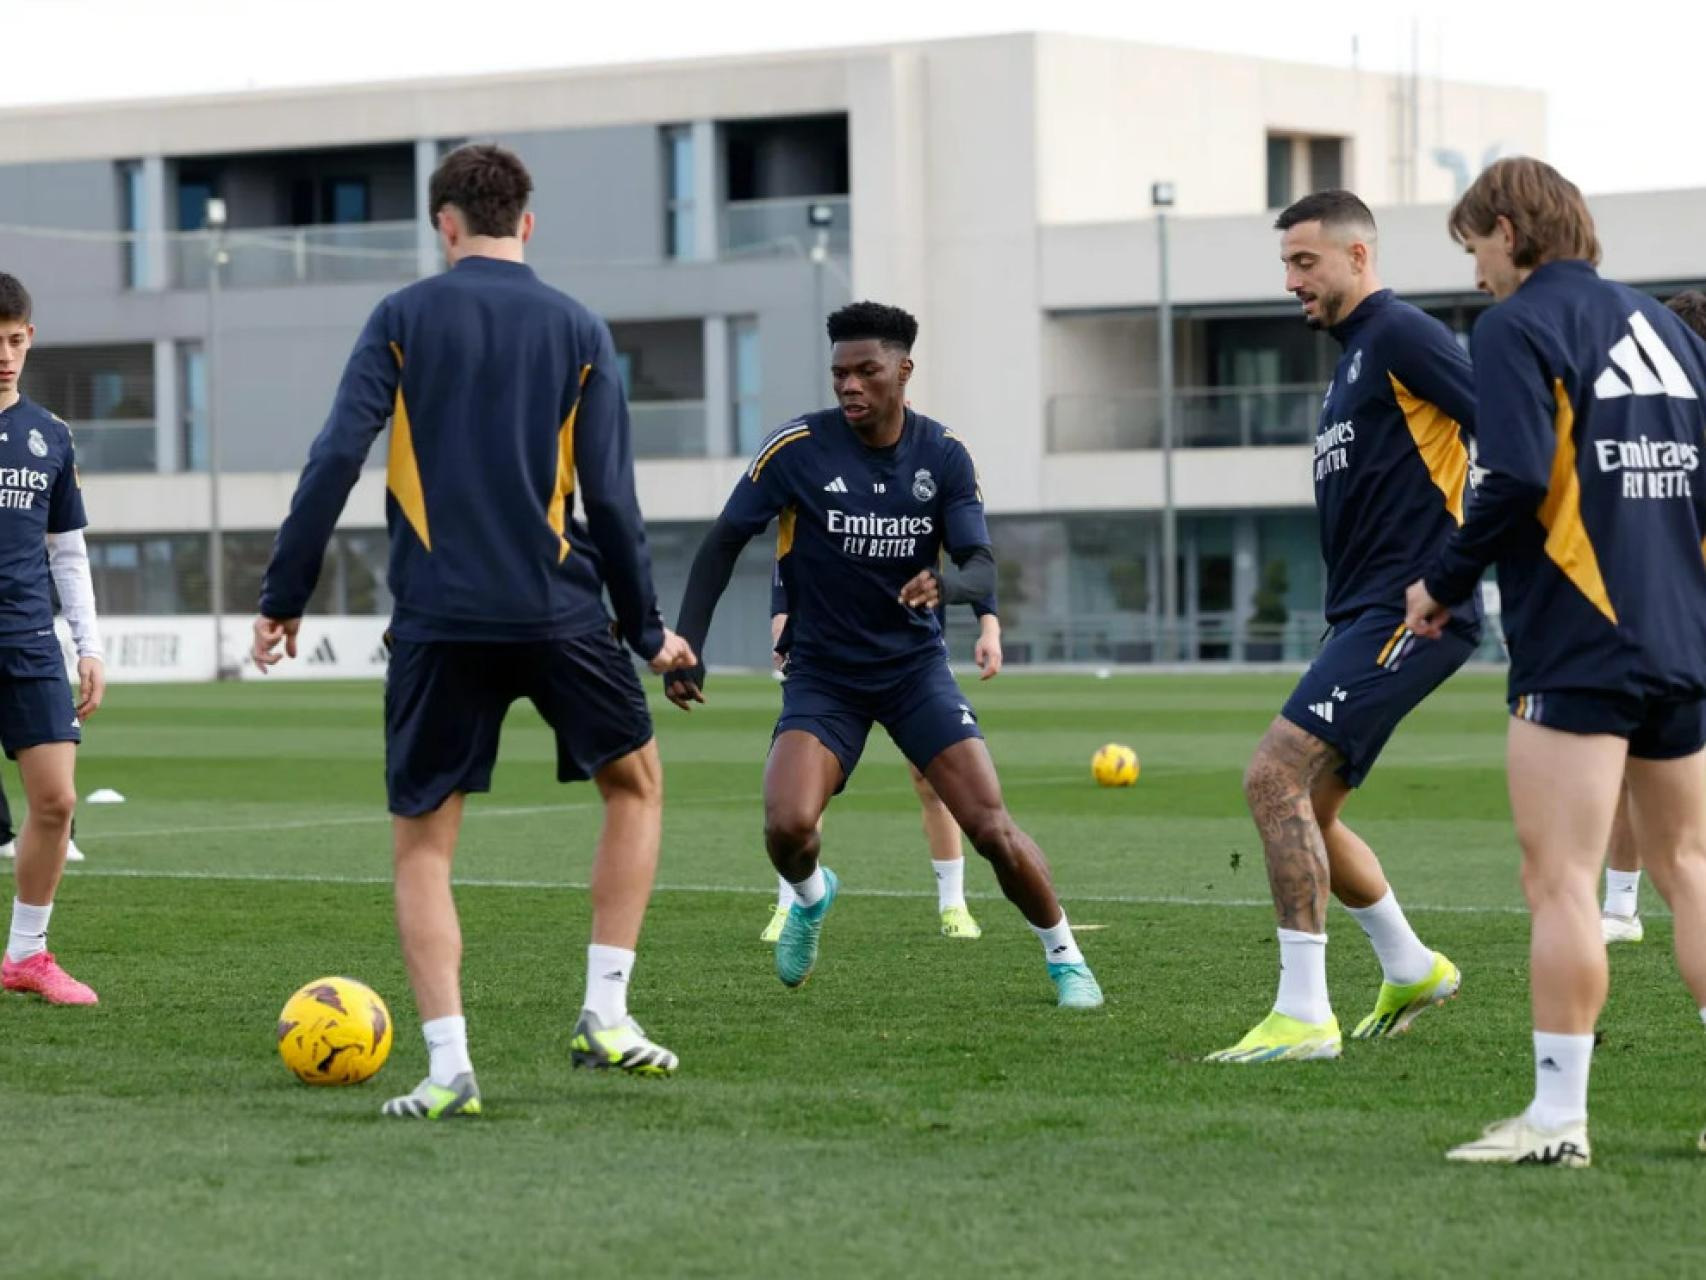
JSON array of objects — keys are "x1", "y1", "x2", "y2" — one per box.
[
  {"x1": 276, "y1": 976, "x2": 394, "y2": 1086},
  {"x1": 1091, "y1": 743, "x2": 1140, "y2": 788}
]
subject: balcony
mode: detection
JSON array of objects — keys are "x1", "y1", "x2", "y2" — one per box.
[
  {"x1": 1047, "y1": 384, "x2": 1321, "y2": 452},
  {"x1": 70, "y1": 419, "x2": 156, "y2": 473},
  {"x1": 630, "y1": 402, "x2": 709, "y2": 459},
  {"x1": 722, "y1": 197, "x2": 851, "y2": 257},
  {"x1": 173, "y1": 221, "x2": 419, "y2": 290}
]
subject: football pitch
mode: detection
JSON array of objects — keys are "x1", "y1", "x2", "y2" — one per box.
[{"x1": 3, "y1": 671, "x2": 1703, "y2": 1278}]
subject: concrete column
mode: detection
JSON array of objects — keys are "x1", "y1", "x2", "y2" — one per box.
[
  {"x1": 690, "y1": 120, "x2": 719, "y2": 261},
  {"x1": 141, "y1": 155, "x2": 168, "y2": 290},
  {"x1": 701, "y1": 315, "x2": 730, "y2": 457},
  {"x1": 413, "y1": 139, "x2": 439, "y2": 278},
  {"x1": 153, "y1": 339, "x2": 180, "y2": 473}
]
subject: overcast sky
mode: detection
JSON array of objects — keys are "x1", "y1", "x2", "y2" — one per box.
[{"x1": 12, "y1": 0, "x2": 1703, "y2": 196}]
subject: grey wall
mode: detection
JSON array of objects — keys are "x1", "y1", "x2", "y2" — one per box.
[
  {"x1": 497, "y1": 125, "x2": 665, "y2": 267},
  {"x1": 0, "y1": 160, "x2": 126, "y2": 297}
]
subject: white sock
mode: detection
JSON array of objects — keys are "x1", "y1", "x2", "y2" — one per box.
[
  {"x1": 790, "y1": 867, "x2": 826, "y2": 909},
  {"x1": 1273, "y1": 928, "x2": 1332, "y2": 1024},
  {"x1": 933, "y1": 858, "x2": 966, "y2": 912},
  {"x1": 775, "y1": 874, "x2": 795, "y2": 911},
  {"x1": 6, "y1": 898, "x2": 51, "y2": 962},
  {"x1": 421, "y1": 1014, "x2": 472, "y2": 1086},
  {"x1": 1699, "y1": 1007, "x2": 1705, "y2": 1028},
  {"x1": 1526, "y1": 1030, "x2": 1593, "y2": 1129},
  {"x1": 584, "y1": 943, "x2": 635, "y2": 1025},
  {"x1": 1344, "y1": 890, "x2": 1435, "y2": 985},
  {"x1": 1031, "y1": 913, "x2": 1083, "y2": 966},
  {"x1": 1604, "y1": 869, "x2": 1641, "y2": 919}
]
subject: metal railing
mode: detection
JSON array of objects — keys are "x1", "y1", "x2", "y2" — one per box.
[
  {"x1": 172, "y1": 220, "x2": 419, "y2": 290},
  {"x1": 722, "y1": 196, "x2": 851, "y2": 256},
  {"x1": 1048, "y1": 383, "x2": 1323, "y2": 452}
]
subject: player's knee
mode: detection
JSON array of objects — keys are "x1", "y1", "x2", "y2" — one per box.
[
  {"x1": 764, "y1": 805, "x2": 818, "y2": 855},
  {"x1": 30, "y1": 788, "x2": 75, "y2": 830},
  {"x1": 1243, "y1": 750, "x2": 1304, "y2": 815},
  {"x1": 962, "y1": 807, "x2": 1017, "y2": 863},
  {"x1": 1518, "y1": 853, "x2": 1593, "y2": 908},
  {"x1": 598, "y1": 743, "x2": 663, "y2": 808}
]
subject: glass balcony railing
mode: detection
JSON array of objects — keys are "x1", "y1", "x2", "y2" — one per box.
[
  {"x1": 68, "y1": 419, "x2": 156, "y2": 473},
  {"x1": 172, "y1": 221, "x2": 420, "y2": 290},
  {"x1": 1047, "y1": 384, "x2": 1323, "y2": 452},
  {"x1": 630, "y1": 401, "x2": 709, "y2": 459},
  {"x1": 722, "y1": 196, "x2": 851, "y2": 257}
]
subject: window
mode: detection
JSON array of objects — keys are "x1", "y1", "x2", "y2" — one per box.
[
  {"x1": 609, "y1": 320, "x2": 706, "y2": 458},
  {"x1": 1308, "y1": 137, "x2": 1344, "y2": 192},
  {"x1": 118, "y1": 160, "x2": 147, "y2": 288},
  {"x1": 1265, "y1": 136, "x2": 1292, "y2": 211},
  {"x1": 325, "y1": 178, "x2": 370, "y2": 224},
  {"x1": 731, "y1": 317, "x2": 763, "y2": 454},
  {"x1": 1266, "y1": 133, "x2": 1348, "y2": 208},
  {"x1": 22, "y1": 344, "x2": 156, "y2": 472},
  {"x1": 663, "y1": 125, "x2": 695, "y2": 260},
  {"x1": 177, "y1": 176, "x2": 216, "y2": 230}
]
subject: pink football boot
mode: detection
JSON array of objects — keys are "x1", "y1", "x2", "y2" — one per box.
[{"x1": 2, "y1": 951, "x2": 99, "y2": 1005}]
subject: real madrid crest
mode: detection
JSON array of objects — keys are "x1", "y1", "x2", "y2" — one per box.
[
  {"x1": 1346, "y1": 349, "x2": 1363, "y2": 385},
  {"x1": 911, "y1": 468, "x2": 937, "y2": 502},
  {"x1": 27, "y1": 428, "x2": 47, "y2": 458}
]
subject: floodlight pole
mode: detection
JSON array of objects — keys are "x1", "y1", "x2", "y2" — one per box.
[
  {"x1": 1153, "y1": 181, "x2": 1179, "y2": 663},
  {"x1": 205, "y1": 198, "x2": 232, "y2": 679}
]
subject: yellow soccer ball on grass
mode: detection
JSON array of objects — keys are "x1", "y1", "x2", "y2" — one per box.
[
  {"x1": 276, "y1": 976, "x2": 394, "y2": 1086},
  {"x1": 1091, "y1": 743, "x2": 1140, "y2": 788}
]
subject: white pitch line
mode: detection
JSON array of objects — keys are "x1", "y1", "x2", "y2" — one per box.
[
  {"x1": 80, "y1": 772, "x2": 1098, "y2": 841},
  {"x1": 64, "y1": 865, "x2": 1557, "y2": 917}
]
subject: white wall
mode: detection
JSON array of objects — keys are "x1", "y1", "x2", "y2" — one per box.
[{"x1": 1030, "y1": 33, "x2": 1546, "y2": 224}]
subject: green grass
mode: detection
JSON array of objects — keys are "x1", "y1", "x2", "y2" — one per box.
[{"x1": 2, "y1": 672, "x2": 1703, "y2": 1278}]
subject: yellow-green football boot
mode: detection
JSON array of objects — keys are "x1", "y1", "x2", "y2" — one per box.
[
  {"x1": 1206, "y1": 1010, "x2": 1342, "y2": 1063},
  {"x1": 1351, "y1": 951, "x2": 1461, "y2": 1040}
]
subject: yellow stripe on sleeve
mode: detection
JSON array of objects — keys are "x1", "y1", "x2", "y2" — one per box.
[
  {"x1": 750, "y1": 427, "x2": 810, "y2": 481},
  {"x1": 547, "y1": 364, "x2": 593, "y2": 562},
  {"x1": 1537, "y1": 378, "x2": 1617, "y2": 625},
  {"x1": 1390, "y1": 373, "x2": 1470, "y2": 526},
  {"x1": 386, "y1": 341, "x2": 431, "y2": 552}
]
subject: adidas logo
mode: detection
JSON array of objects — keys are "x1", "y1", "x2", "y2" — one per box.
[
  {"x1": 306, "y1": 637, "x2": 337, "y2": 665},
  {"x1": 1594, "y1": 312, "x2": 1700, "y2": 401},
  {"x1": 1538, "y1": 1056, "x2": 1561, "y2": 1072},
  {"x1": 602, "y1": 969, "x2": 629, "y2": 983},
  {"x1": 1308, "y1": 701, "x2": 1335, "y2": 723},
  {"x1": 823, "y1": 476, "x2": 849, "y2": 493}
]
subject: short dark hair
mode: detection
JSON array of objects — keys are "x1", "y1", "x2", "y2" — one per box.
[
  {"x1": 428, "y1": 144, "x2": 533, "y2": 239},
  {"x1": 826, "y1": 301, "x2": 918, "y2": 352},
  {"x1": 0, "y1": 273, "x2": 31, "y2": 324},
  {"x1": 1273, "y1": 189, "x2": 1378, "y2": 238},
  {"x1": 1449, "y1": 156, "x2": 1600, "y2": 269},
  {"x1": 1667, "y1": 290, "x2": 1706, "y2": 342}
]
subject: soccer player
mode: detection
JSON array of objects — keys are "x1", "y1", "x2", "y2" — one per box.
[
  {"x1": 762, "y1": 568, "x2": 1003, "y2": 942},
  {"x1": 666, "y1": 301, "x2": 1102, "y2": 1009},
  {"x1": 1598, "y1": 289, "x2": 1706, "y2": 947},
  {"x1": 0, "y1": 272, "x2": 105, "y2": 1006},
  {"x1": 253, "y1": 144, "x2": 695, "y2": 1120},
  {"x1": 1410, "y1": 160, "x2": 1706, "y2": 1165},
  {"x1": 1208, "y1": 191, "x2": 1468, "y2": 1064}
]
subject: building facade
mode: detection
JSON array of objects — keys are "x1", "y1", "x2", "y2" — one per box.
[{"x1": 8, "y1": 33, "x2": 1680, "y2": 669}]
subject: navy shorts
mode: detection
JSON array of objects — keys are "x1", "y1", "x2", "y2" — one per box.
[
  {"x1": 1510, "y1": 690, "x2": 1706, "y2": 760},
  {"x1": 774, "y1": 659, "x2": 983, "y2": 789},
  {"x1": 384, "y1": 627, "x2": 654, "y2": 818},
  {"x1": 0, "y1": 640, "x2": 80, "y2": 760},
  {"x1": 1280, "y1": 610, "x2": 1477, "y2": 787}
]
